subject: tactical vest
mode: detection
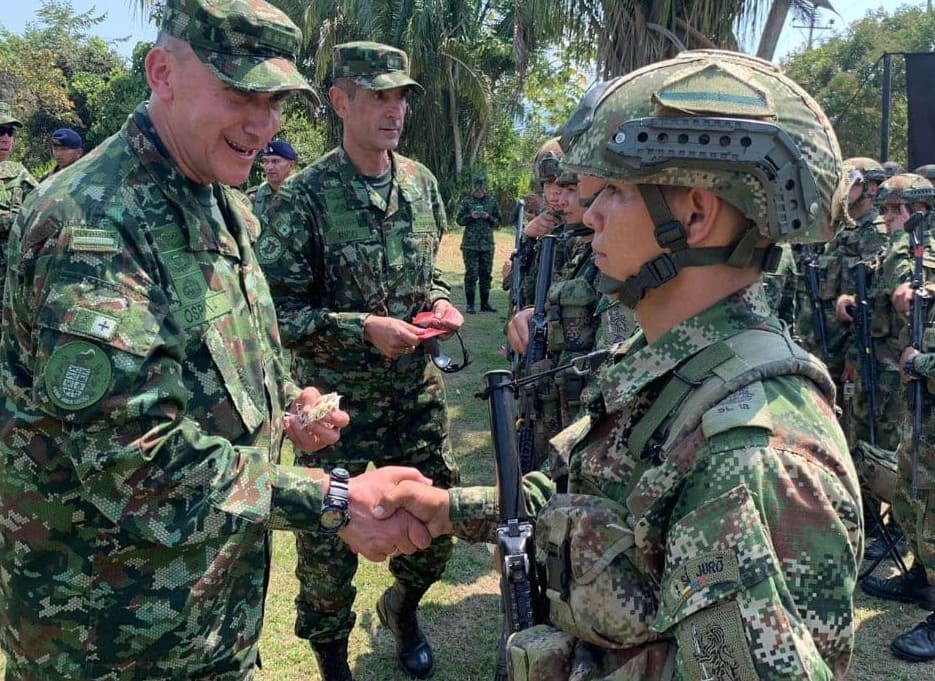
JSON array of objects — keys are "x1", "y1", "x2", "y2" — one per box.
[{"x1": 512, "y1": 324, "x2": 836, "y2": 681}]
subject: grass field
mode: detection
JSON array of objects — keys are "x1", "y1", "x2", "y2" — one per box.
[{"x1": 2, "y1": 228, "x2": 933, "y2": 679}]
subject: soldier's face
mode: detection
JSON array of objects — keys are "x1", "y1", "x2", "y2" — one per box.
[
  {"x1": 261, "y1": 154, "x2": 295, "y2": 189},
  {"x1": 333, "y1": 84, "x2": 409, "y2": 154},
  {"x1": 51, "y1": 144, "x2": 83, "y2": 169},
  {"x1": 557, "y1": 183, "x2": 585, "y2": 224},
  {"x1": 880, "y1": 201, "x2": 915, "y2": 233},
  {"x1": 542, "y1": 181, "x2": 563, "y2": 212},
  {"x1": 0, "y1": 127, "x2": 14, "y2": 161},
  {"x1": 581, "y1": 175, "x2": 660, "y2": 282},
  {"x1": 160, "y1": 47, "x2": 287, "y2": 186}
]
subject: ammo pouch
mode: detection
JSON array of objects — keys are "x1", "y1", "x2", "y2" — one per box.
[
  {"x1": 547, "y1": 279, "x2": 600, "y2": 355},
  {"x1": 535, "y1": 493, "x2": 657, "y2": 649}
]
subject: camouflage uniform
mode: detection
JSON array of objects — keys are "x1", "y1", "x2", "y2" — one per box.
[
  {"x1": 457, "y1": 186, "x2": 501, "y2": 309},
  {"x1": 0, "y1": 1, "x2": 324, "y2": 678},
  {"x1": 0, "y1": 101, "x2": 327, "y2": 679},
  {"x1": 0, "y1": 118, "x2": 39, "y2": 301},
  {"x1": 760, "y1": 242, "x2": 797, "y2": 329},
  {"x1": 447, "y1": 50, "x2": 862, "y2": 680},
  {"x1": 246, "y1": 179, "x2": 275, "y2": 216},
  {"x1": 259, "y1": 143, "x2": 459, "y2": 643},
  {"x1": 451, "y1": 287, "x2": 861, "y2": 680}
]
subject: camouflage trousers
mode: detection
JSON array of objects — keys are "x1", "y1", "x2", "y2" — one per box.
[
  {"x1": 292, "y1": 367, "x2": 459, "y2": 643},
  {"x1": 462, "y1": 247, "x2": 494, "y2": 306},
  {"x1": 850, "y1": 367, "x2": 904, "y2": 452},
  {"x1": 893, "y1": 417, "x2": 935, "y2": 583}
]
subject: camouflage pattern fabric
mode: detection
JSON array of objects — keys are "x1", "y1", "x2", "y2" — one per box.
[
  {"x1": 332, "y1": 41, "x2": 422, "y2": 92},
  {"x1": 246, "y1": 179, "x2": 274, "y2": 216},
  {"x1": 456, "y1": 192, "x2": 501, "y2": 251},
  {"x1": 0, "y1": 159, "x2": 38, "y2": 303},
  {"x1": 449, "y1": 285, "x2": 862, "y2": 680},
  {"x1": 0, "y1": 104, "x2": 328, "y2": 680},
  {"x1": 158, "y1": 0, "x2": 313, "y2": 94},
  {"x1": 760, "y1": 242, "x2": 797, "y2": 330},
  {"x1": 258, "y1": 144, "x2": 458, "y2": 642},
  {"x1": 793, "y1": 210, "x2": 886, "y2": 379}
]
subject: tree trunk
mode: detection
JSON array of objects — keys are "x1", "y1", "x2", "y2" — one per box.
[
  {"x1": 757, "y1": 0, "x2": 792, "y2": 60},
  {"x1": 447, "y1": 61, "x2": 463, "y2": 176}
]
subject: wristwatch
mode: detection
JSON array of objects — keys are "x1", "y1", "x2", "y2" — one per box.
[{"x1": 319, "y1": 467, "x2": 351, "y2": 535}]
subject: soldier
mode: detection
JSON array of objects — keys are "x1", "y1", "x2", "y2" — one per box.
[
  {"x1": 457, "y1": 174, "x2": 501, "y2": 313},
  {"x1": 40, "y1": 127, "x2": 85, "y2": 181},
  {"x1": 0, "y1": 2, "x2": 434, "y2": 679},
  {"x1": 860, "y1": 175, "x2": 935, "y2": 631},
  {"x1": 377, "y1": 49, "x2": 862, "y2": 680},
  {"x1": 247, "y1": 138, "x2": 298, "y2": 215},
  {"x1": 0, "y1": 101, "x2": 38, "y2": 303},
  {"x1": 883, "y1": 160, "x2": 906, "y2": 178},
  {"x1": 259, "y1": 41, "x2": 462, "y2": 681},
  {"x1": 915, "y1": 164, "x2": 935, "y2": 182}
]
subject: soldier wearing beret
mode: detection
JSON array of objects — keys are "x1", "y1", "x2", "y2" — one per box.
[
  {"x1": 0, "y1": 3, "x2": 434, "y2": 679},
  {"x1": 0, "y1": 101, "x2": 38, "y2": 304},
  {"x1": 260, "y1": 40, "x2": 462, "y2": 681},
  {"x1": 39, "y1": 127, "x2": 86, "y2": 182},
  {"x1": 248, "y1": 138, "x2": 298, "y2": 215}
]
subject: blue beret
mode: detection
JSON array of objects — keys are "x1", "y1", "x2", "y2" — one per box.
[
  {"x1": 264, "y1": 140, "x2": 297, "y2": 161},
  {"x1": 51, "y1": 128, "x2": 83, "y2": 149}
]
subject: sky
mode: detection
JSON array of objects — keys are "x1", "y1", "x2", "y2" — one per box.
[{"x1": 1, "y1": 0, "x2": 929, "y2": 62}]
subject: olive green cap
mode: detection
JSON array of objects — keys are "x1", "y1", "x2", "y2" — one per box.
[
  {"x1": 332, "y1": 41, "x2": 423, "y2": 93},
  {"x1": 0, "y1": 102, "x2": 23, "y2": 128},
  {"x1": 158, "y1": 0, "x2": 312, "y2": 94}
]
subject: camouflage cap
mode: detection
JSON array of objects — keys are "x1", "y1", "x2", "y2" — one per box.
[
  {"x1": 0, "y1": 102, "x2": 23, "y2": 128},
  {"x1": 332, "y1": 41, "x2": 423, "y2": 93},
  {"x1": 158, "y1": 0, "x2": 312, "y2": 94},
  {"x1": 561, "y1": 50, "x2": 847, "y2": 244}
]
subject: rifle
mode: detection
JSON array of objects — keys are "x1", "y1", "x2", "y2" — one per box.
[
  {"x1": 803, "y1": 245, "x2": 830, "y2": 361},
  {"x1": 510, "y1": 200, "x2": 526, "y2": 373},
  {"x1": 484, "y1": 369, "x2": 543, "y2": 681},
  {"x1": 905, "y1": 211, "x2": 929, "y2": 500},
  {"x1": 516, "y1": 233, "x2": 558, "y2": 473},
  {"x1": 852, "y1": 261, "x2": 878, "y2": 446}
]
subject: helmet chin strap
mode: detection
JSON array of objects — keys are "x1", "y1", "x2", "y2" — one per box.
[{"x1": 599, "y1": 185, "x2": 779, "y2": 308}]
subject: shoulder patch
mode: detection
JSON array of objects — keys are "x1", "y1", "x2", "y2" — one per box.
[
  {"x1": 44, "y1": 341, "x2": 112, "y2": 410},
  {"x1": 256, "y1": 232, "x2": 286, "y2": 264}
]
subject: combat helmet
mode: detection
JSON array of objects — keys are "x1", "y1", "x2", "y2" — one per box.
[
  {"x1": 559, "y1": 50, "x2": 846, "y2": 306},
  {"x1": 913, "y1": 164, "x2": 935, "y2": 182},
  {"x1": 875, "y1": 173, "x2": 935, "y2": 209},
  {"x1": 534, "y1": 137, "x2": 563, "y2": 185},
  {"x1": 843, "y1": 157, "x2": 886, "y2": 209},
  {"x1": 882, "y1": 160, "x2": 905, "y2": 178}
]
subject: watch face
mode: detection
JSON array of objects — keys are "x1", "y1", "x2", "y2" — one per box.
[{"x1": 321, "y1": 506, "x2": 348, "y2": 531}]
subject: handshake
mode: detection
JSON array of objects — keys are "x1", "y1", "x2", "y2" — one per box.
[
  {"x1": 282, "y1": 387, "x2": 455, "y2": 563},
  {"x1": 340, "y1": 468, "x2": 455, "y2": 562}
]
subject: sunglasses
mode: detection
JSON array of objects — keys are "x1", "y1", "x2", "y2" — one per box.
[{"x1": 0, "y1": 127, "x2": 15, "y2": 137}]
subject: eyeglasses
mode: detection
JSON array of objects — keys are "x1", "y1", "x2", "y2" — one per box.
[{"x1": 0, "y1": 127, "x2": 15, "y2": 137}]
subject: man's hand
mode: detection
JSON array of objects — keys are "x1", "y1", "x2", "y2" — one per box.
[
  {"x1": 840, "y1": 360, "x2": 857, "y2": 383},
  {"x1": 363, "y1": 315, "x2": 424, "y2": 359},
  {"x1": 892, "y1": 282, "x2": 913, "y2": 316},
  {"x1": 340, "y1": 467, "x2": 435, "y2": 561},
  {"x1": 835, "y1": 294, "x2": 856, "y2": 322},
  {"x1": 374, "y1": 480, "x2": 453, "y2": 538},
  {"x1": 430, "y1": 299, "x2": 464, "y2": 335},
  {"x1": 900, "y1": 346, "x2": 922, "y2": 383},
  {"x1": 506, "y1": 307, "x2": 534, "y2": 354},
  {"x1": 284, "y1": 387, "x2": 350, "y2": 452},
  {"x1": 524, "y1": 211, "x2": 561, "y2": 238},
  {"x1": 502, "y1": 259, "x2": 512, "y2": 279}
]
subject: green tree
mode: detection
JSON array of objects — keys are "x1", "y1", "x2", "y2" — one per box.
[{"x1": 782, "y1": 5, "x2": 935, "y2": 166}]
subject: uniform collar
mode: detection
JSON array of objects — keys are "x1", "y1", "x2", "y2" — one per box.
[{"x1": 600, "y1": 284, "x2": 776, "y2": 413}]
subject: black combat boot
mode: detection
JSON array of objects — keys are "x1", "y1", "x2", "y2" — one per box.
[
  {"x1": 376, "y1": 582, "x2": 434, "y2": 678},
  {"x1": 891, "y1": 612, "x2": 935, "y2": 662},
  {"x1": 864, "y1": 526, "x2": 907, "y2": 562},
  {"x1": 479, "y1": 299, "x2": 497, "y2": 313},
  {"x1": 310, "y1": 638, "x2": 355, "y2": 681},
  {"x1": 862, "y1": 563, "x2": 935, "y2": 609}
]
